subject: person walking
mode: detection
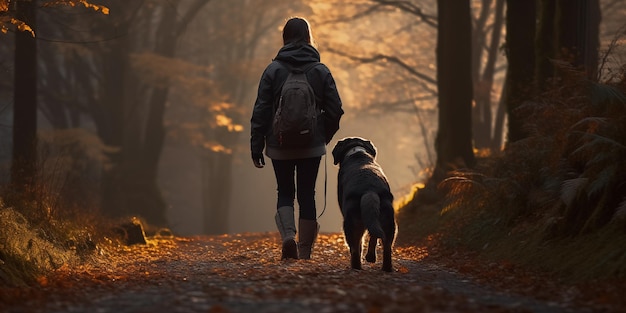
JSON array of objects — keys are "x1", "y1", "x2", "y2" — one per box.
[{"x1": 250, "y1": 17, "x2": 343, "y2": 260}]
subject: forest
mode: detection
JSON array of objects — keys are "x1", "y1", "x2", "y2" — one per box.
[{"x1": 1, "y1": 0, "x2": 626, "y2": 298}]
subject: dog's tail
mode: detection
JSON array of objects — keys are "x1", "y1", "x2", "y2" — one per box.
[{"x1": 361, "y1": 191, "x2": 385, "y2": 239}]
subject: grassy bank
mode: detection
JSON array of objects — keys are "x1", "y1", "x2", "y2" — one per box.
[
  {"x1": 396, "y1": 71, "x2": 626, "y2": 283},
  {"x1": 397, "y1": 195, "x2": 626, "y2": 283}
]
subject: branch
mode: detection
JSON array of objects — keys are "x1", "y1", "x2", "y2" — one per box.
[
  {"x1": 326, "y1": 46, "x2": 437, "y2": 96},
  {"x1": 318, "y1": 0, "x2": 436, "y2": 28},
  {"x1": 370, "y1": 0, "x2": 437, "y2": 28},
  {"x1": 318, "y1": 3, "x2": 387, "y2": 25},
  {"x1": 174, "y1": 0, "x2": 213, "y2": 36},
  {"x1": 363, "y1": 97, "x2": 437, "y2": 114}
]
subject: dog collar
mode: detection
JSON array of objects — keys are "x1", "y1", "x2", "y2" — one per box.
[{"x1": 343, "y1": 146, "x2": 367, "y2": 161}]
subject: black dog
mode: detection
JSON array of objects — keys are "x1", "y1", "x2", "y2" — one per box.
[{"x1": 332, "y1": 137, "x2": 396, "y2": 272}]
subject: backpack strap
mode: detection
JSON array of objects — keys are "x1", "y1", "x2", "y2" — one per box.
[{"x1": 273, "y1": 61, "x2": 320, "y2": 111}]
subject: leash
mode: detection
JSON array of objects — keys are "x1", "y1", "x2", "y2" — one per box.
[{"x1": 317, "y1": 154, "x2": 327, "y2": 219}]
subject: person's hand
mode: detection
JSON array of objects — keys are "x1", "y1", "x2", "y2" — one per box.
[{"x1": 252, "y1": 152, "x2": 265, "y2": 168}]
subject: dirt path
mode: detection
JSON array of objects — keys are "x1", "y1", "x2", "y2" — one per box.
[{"x1": 0, "y1": 233, "x2": 600, "y2": 313}]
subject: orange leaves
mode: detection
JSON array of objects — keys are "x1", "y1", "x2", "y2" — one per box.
[
  {"x1": 202, "y1": 142, "x2": 231, "y2": 154},
  {"x1": 214, "y1": 114, "x2": 244, "y2": 133},
  {"x1": 0, "y1": 2, "x2": 11, "y2": 35},
  {"x1": 2, "y1": 0, "x2": 107, "y2": 36},
  {"x1": 133, "y1": 51, "x2": 242, "y2": 152},
  {"x1": 208, "y1": 103, "x2": 244, "y2": 133},
  {"x1": 131, "y1": 52, "x2": 213, "y2": 90},
  {"x1": 13, "y1": 18, "x2": 33, "y2": 35},
  {"x1": 0, "y1": 17, "x2": 34, "y2": 36},
  {"x1": 42, "y1": 0, "x2": 109, "y2": 15},
  {"x1": 36, "y1": 276, "x2": 49, "y2": 287},
  {"x1": 395, "y1": 246, "x2": 428, "y2": 262}
]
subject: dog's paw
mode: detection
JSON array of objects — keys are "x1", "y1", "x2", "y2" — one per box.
[{"x1": 365, "y1": 252, "x2": 376, "y2": 263}]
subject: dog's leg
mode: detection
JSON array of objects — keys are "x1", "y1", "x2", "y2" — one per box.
[
  {"x1": 381, "y1": 237, "x2": 393, "y2": 272},
  {"x1": 344, "y1": 218, "x2": 365, "y2": 270},
  {"x1": 381, "y1": 206, "x2": 396, "y2": 272},
  {"x1": 365, "y1": 234, "x2": 377, "y2": 263}
]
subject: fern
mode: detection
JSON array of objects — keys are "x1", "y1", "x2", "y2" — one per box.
[
  {"x1": 591, "y1": 82, "x2": 626, "y2": 107},
  {"x1": 569, "y1": 116, "x2": 609, "y2": 130},
  {"x1": 587, "y1": 165, "x2": 618, "y2": 198},
  {"x1": 560, "y1": 111, "x2": 626, "y2": 233},
  {"x1": 560, "y1": 178, "x2": 588, "y2": 208},
  {"x1": 438, "y1": 174, "x2": 486, "y2": 214},
  {"x1": 574, "y1": 131, "x2": 626, "y2": 152},
  {"x1": 612, "y1": 197, "x2": 626, "y2": 222},
  {"x1": 581, "y1": 190, "x2": 612, "y2": 234}
]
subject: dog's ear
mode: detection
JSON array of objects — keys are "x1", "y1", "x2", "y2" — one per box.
[
  {"x1": 332, "y1": 139, "x2": 347, "y2": 165},
  {"x1": 361, "y1": 139, "x2": 377, "y2": 158}
]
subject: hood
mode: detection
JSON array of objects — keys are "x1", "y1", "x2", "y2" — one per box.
[{"x1": 274, "y1": 43, "x2": 321, "y2": 65}]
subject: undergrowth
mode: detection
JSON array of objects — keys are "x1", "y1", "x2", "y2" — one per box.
[
  {"x1": 0, "y1": 129, "x2": 116, "y2": 287},
  {"x1": 398, "y1": 47, "x2": 626, "y2": 282}
]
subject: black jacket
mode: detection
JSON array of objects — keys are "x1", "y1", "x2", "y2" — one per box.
[{"x1": 250, "y1": 43, "x2": 344, "y2": 160}]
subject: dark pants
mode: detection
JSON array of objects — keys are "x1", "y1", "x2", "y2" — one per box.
[{"x1": 271, "y1": 157, "x2": 321, "y2": 220}]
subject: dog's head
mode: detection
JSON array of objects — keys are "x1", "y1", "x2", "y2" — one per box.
[{"x1": 332, "y1": 137, "x2": 377, "y2": 165}]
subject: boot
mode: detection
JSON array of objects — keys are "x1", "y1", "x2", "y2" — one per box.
[
  {"x1": 298, "y1": 219, "x2": 319, "y2": 259},
  {"x1": 275, "y1": 206, "x2": 298, "y2": 259}
]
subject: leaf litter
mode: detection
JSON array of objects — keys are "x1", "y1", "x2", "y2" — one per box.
[{"x1": 0, "y1": 232, "x2": 619, "y2": 313}]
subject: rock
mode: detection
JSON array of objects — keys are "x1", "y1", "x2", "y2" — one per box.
[{"x1": 115, "y1": 218, "x2": 147, "y2": 245}]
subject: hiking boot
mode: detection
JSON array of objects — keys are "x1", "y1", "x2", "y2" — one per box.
[{"x1": 275, "y1": 206, "x2": 298, "y2": 259}]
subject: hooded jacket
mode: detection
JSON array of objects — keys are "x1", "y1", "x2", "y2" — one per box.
[{"x1": 251, "y1": 43, "x2": 344, "y2": 160}]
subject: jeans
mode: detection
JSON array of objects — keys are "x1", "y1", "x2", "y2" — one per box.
[{"x1": 271, "y1": 156, "x2": 321, "y2": 220}]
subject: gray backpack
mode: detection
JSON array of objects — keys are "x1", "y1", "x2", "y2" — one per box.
[{"x1": 273, "y1": 61, "x2": 320, "y2": 147}]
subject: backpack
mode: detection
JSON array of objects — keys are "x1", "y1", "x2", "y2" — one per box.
[{"x1": 273, "y1": 61, "x2": 320, "y2": 148}]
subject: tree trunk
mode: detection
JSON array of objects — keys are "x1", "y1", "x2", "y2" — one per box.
[
  {"x1": 556, "y1": 0, "x2": 600, "y2": 80},
  {"x1": 492, "y1": 72, "x2": 508, "y2": 150},
  {"x1": 98, "y1": 23, "x2": 132, "y2": 222},
  {"x1": 202, "y1": 150, "x2": 233, "y2": 235},
  {"x1": 11, "y1": 0, "x2": 38, "y2": 195},
  {"x1": 118, "y1": 3, "x2": 178, "y2": 227},
  {"x1": 433, "y1": 0, "x2": 475, "y2": 183},
  {"x1": 504, "y1": 0, "x2": 536, "y2": 144},
  {"x1": 473, "y1": 0, "x2": 505, "y2": 150},
  {"x1": 583, "y1": 0, "x2": 601, "y2": 81},
  {"x1": 535, "y1": 0, "x2": 556, "y2": 93}
]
